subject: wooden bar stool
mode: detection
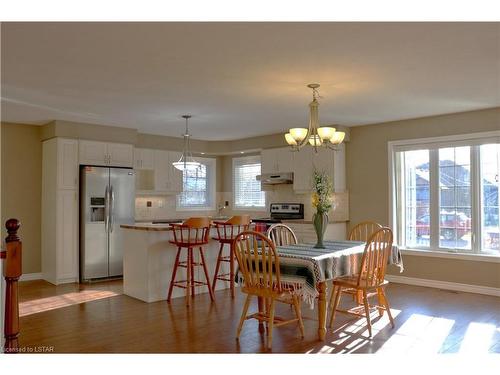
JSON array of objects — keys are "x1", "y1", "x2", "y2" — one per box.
[
  {"x1": 212, "y1": 215, "x2": 251, "y2": 298},
  {"x1": 167, "y1": 217, "x2": 215, "y2": 306}
]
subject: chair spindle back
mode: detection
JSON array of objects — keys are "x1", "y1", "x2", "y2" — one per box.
[
  {"x1": 266, "y1": 224, "x2": 298, "y2": 247},
  {"x1": 233, "y1": 230, "x2": 282, "y2": 293},
  {"x1": 349, "y1": 221, "x2": 383, "y2": 242},
  {"x1": 357, "y1": 227, "x2": 393, "y2": 289}
]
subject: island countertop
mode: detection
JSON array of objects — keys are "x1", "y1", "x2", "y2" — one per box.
[{"x1": 121, "y1": 223, "x2": 177, "y2": 231}]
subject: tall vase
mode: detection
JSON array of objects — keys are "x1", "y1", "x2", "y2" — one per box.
[{"x1": 313, "y1": 211, "x2": 329, "y2": 249}]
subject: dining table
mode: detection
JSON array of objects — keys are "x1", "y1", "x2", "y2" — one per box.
[{"x1": 256, "y1": 240, "x2": 404, "y2": 341}]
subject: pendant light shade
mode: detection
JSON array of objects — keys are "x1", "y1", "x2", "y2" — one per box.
[
  {"x1": 284, "y1": 83, "x2": 345, "y2": 152},
  {"x1": 172, "y1": 115, "x2": 201, "y2": 171}
]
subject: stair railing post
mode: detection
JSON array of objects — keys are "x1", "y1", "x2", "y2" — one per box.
[{"x1": 2, "y1": 218, "x2": 22, "y2": 353}]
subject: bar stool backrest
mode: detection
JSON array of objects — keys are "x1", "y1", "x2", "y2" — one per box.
[
  {"x1": 214, "y1": 215, "x2": 251, "y2": 241},
  {"x1": 170, "y1": 217, "x2": 211, "y2": 246}
]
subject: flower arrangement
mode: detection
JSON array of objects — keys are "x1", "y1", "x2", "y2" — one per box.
[{"x1": 312, "y1": 170, "x2": 333, "y2": 214}]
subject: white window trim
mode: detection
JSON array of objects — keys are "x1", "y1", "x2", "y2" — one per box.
[
  {"x1": 232, "y1": 155, "x2": 266, "y2": 211},
  {"x1": 388, "y1": 130, "x2": 500, "y2": 258},
  {"x1": 176, "y1": 157, "x2": 216, "y2": 211}
]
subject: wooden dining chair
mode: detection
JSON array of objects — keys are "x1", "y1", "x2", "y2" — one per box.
[
  {"x1": 348, "y1": 221, "x2": 383, "y2": 304},
  {"x1": 328, "y1": 227, "x2": 395, "y2": 337},
  {"x1": 349, "y1": 221, "x2": 383, "y2": 242},
  {"x1": 212, "y1": 215, "x2": 251, "y2": 297},
  {"x1": 233, "y1": 230, "x2": 304, "y2": 350},
  {"x1": 266, "y1": 223, "x2": 298, "y2": 247},
  {"x1": 167, "y1": 217, "x2": 215, "y2": 306}
]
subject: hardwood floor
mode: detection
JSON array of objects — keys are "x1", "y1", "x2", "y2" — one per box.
[{"x1": 17, "y1": 280, "x2": 500, "y2": 353}]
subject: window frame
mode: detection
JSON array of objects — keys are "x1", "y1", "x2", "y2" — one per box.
[
  {"x1": 388, "y1": 131, "x2": 500, "y2": 257},
  {"x1": 176, "y1": 157, "x2": 216, "y2": 211},
  {"x1": 232, "y1": 155, "x2": 266, "y2": 211}
]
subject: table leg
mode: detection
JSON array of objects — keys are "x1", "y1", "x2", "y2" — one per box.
[
  {"x1": 257, "y1": 296, "x2": 265, "y2": 333},
  {"x1": 317, "y1": 282, "x2": 327, "y2": 340}
]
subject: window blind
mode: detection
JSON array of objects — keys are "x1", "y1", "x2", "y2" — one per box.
[{"x1": 233, "y1": 156, "x2": 266, "y2": 208}]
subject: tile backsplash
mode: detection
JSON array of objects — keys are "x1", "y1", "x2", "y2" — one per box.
[{"x1": 135, "y1": 185, "x2": 349, "y2": 222}]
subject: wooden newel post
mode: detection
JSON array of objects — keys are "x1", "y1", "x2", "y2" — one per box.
[{"x1": 2, "y1": 218, "x2": 22, "y2": 353}]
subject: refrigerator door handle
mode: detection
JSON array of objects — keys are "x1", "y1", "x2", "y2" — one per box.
[
  {"x1": 104, "y1": 185, "x2": 109, "y2": 233},
  {"x1": 110, "y1": 185, "x2": 115, "y2": 232}
]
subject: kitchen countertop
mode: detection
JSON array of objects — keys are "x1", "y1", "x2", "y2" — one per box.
[
  {"x1": 281, "y1": 219, "x2": 349, "y2": 224},
  {"x1": 121, "y1": 223, "x2": 176, "y2": 231}
]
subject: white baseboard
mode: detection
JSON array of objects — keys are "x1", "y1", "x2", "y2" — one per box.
[
  {"x1": 386, "y1": 275, "x2": 500, "y2": 297},
  {"x1": 19, "y1": 273, "x2": 43, "y2": 281}
]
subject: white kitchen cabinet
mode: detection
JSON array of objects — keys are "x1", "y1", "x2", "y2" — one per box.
[
  {"x1": 79, "y1": 140, "x2": 133, "y2": 167},
  {"x1": 55, "y1": 189, "x2": 79, "y2": 281},
  {"x1": 108, "y1": 143, "x2": 134, "y2": 167},
  {"x1": 292, "y1": 147, "x2": 314, "y2": 192},
  {"x1": 134, "y1": 148, "x2": 154, "y2": 169},
  {"x1": 153, "y1": 150, "x2": 183, "y2": 194},
  {"x1": 57, "y1": 138, "x2": 79, "y2": 190},
  {"x1": 42, "y1": 138, "x2": 80, "y2": 285},
  {"x1": 291, "y1": 146, "x2": 343, "y2": 193},
  {"x1": 261, "y1": 147, "x2": 293, "y2": 173}
]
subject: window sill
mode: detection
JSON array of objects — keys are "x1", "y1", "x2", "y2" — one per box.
[{"x1": 400, "y1": 248, "x2": 500, "y2": 263}]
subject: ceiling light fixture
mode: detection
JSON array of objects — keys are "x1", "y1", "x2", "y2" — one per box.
[
  {"x1": 285, "y1": 83, "x2": 345, "y2": 152},
  {"x1": 172, "y1": 115, "x2": 202, "y2": 171}
]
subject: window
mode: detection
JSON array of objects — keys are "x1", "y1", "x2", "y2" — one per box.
[
  {"x1": 233, "y1": 155, "x2": 266, "y2": 209},
  {"x1": 480, "y1": 144, "x2": 500, "y2": 252},
  {"x1": 390, "y1": 132, "x2": 500, "y2": 256},
  {"x1": 177, "y1": 157, "x2": 216, "y2": 210}
]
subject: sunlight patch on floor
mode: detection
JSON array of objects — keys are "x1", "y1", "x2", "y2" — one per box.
[
  {"x1": 20, "y1": 290, "x2": 120, "y2": 316},
  {"x1": 378, "y1": 313, "x2": 455, "y2": 354},
  {"x1": 459, "y1": 322, "x2": 497, "y2": 353}
]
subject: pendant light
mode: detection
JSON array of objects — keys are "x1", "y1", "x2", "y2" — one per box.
[
  {"x1": 284, "y1": 83, "x2": 345, "y2": 152},
  {"x1": 172, "y1": 115, "x2": 202, "y2": 171}
]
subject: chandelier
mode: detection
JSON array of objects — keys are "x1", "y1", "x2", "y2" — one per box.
[
  {"x1": 284, "y1": 83, "x2": 345, "y2": 152},
  {"x1": 172, "y1": 115, "x2": 202, "y2": 171}
]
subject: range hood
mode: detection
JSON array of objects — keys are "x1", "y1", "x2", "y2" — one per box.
[{"x1": 256, "y1": 172, "x2": 294, "y2": 185}]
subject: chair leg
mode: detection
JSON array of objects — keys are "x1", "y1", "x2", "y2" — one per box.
[
  {"x1": 292, "y1": 295, "x2": 304, "y2": 338},
  {"x1": 267, "y1": 298, "x2": 276, "y2": 350},
  {"x1": 356, "y1": 290, "x2": 363, "y2": 305},
  {"x1": 328, "y1": 285, "x2": 342, "y2": 329},
  {"x1": 229, "y1": 244, "x2": 235, "y2": 299},
  {"x1": 236, "y1": 294, "x2": 252, "y2": 339},
  {"x1": 167, "y1": 247, "x2": 182, "y2": 303},
  {"x1": 212, "y1": 242, "x2": 224, "y2": 291},
  {"x1": 380, "y1": 288, "x2": 395, "y2": 328},
  {"x1": 185, "y1": 248, "x2": 191, "y2": 305},
  {"x1": 328, "y1": 283, "x2": 336, "y2": 309},
  {"x1": 376, "y1": 287, "x2": 385, "y2": 317},
  {"x1": 199, "y1": 247, "x2": 215, "y2": 301},
  {"x1": 362, "y1": 290, "x2": 372, "y2": 337},
  {"x1": 190, "y1": 248, "x2": 196, "y2": 299}
]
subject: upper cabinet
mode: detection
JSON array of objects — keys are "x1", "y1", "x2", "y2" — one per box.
[
  {"x1": 261, "y1": 145, "x2": 344, "y2": 193},
  {"x1": 134, "y1": 148, "x2": 154, "y2": 169},
  {"x1": 153, "y1": 150, "x2": 183, "y2": 193},
  {"x1": 79, "y1": 140, "x2": 133, "y2": 167},
  {"x1": 261, "y1": 147, "x2": 293, "y2": 174},
  {"x1": 57, "y1": 138, "x2": 79, "y2": 190}
]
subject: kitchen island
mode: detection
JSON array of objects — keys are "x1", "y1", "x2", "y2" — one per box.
[{"x1": 120, "y1": 223, "x2": 229, "y2": 302}]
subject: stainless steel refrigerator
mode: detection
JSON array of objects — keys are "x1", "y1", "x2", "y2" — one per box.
[{"x1": 80, "y1": 166, "x2": 135, "y2": 282}]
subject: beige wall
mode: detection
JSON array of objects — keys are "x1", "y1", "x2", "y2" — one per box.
[
  {"x1": 347, "y1": 107, "x2": 500, "y2": 288},
  {"x1": 1, "y1": 122, "x2": 42, "y2": 274}
]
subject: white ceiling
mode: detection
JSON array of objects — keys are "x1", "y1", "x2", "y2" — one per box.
[{"x1": 1, "y1": 22, "x2": 499, "y2": 140}]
